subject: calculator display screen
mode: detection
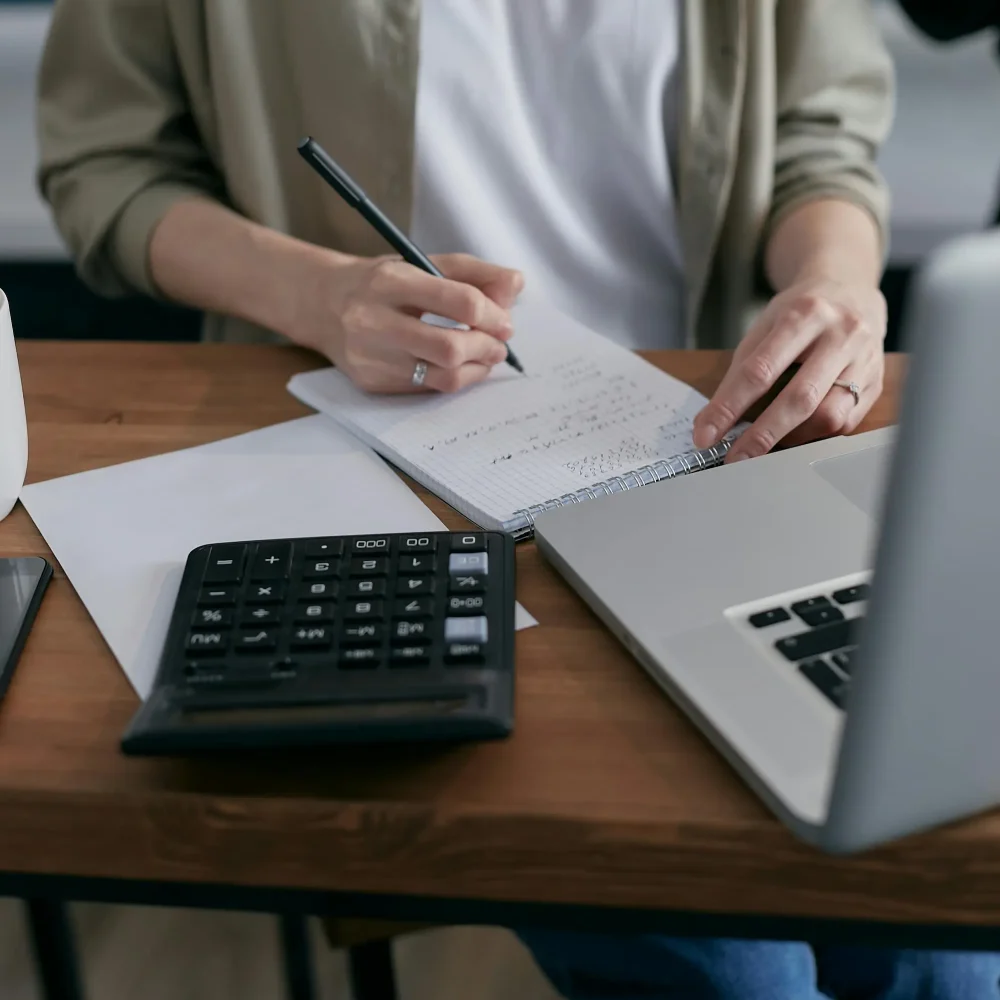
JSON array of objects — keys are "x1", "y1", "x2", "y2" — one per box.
[{"x1": 177, "y1": 695, "x2": 476, "y2": 728}]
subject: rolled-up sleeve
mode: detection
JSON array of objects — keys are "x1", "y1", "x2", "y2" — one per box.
[
  {"x1": 37, "y1": 0, "x2": 226, "y2": 297},
  {"x1": 768, "y1": 0, "x2": 895, "y2": 253}
]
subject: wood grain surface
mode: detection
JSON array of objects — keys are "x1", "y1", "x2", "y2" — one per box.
[{"x1": 5, "y1": 344, "x2": 994, "y2": 930}]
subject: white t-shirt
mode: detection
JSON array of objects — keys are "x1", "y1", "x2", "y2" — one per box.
[{"x1": 410, "y1": 0, "x2": 685, "y2": 350}]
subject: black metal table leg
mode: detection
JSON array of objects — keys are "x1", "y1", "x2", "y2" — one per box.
[
  {"x1": 25, "y1": 899, "x2": 85, "y2": 1000},
  {"x1": 348, "y1": 939, "x2": 399, "y2": 1000},
  {"x1": 279, "y1": 913, "x2": 317, "y2": 1000}
]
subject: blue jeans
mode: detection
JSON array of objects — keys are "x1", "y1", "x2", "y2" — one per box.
[{"x1": 519, "y1": 932, "x2": 1000, "y2": 999}]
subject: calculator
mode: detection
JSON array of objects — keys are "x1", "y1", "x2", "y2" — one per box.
[{"x1": 121, "y1": 531, "x2": 516, "y2": 754}]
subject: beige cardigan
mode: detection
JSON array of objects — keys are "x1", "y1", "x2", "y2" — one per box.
[{"x1": 36, "y1": 0, "x2": 894, "y2": 349}]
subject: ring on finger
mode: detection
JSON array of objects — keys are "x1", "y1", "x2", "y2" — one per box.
[
  {"x1": 411, "y1": 360, "x2": 429, "y2": 388},
  {"x1": 832, "y1": 379, "x2": 861, "y2": 406}
]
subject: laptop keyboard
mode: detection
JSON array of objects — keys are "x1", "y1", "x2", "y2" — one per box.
[{"x1": 748, "y1": 584, "x2": 869, "y2": 709}]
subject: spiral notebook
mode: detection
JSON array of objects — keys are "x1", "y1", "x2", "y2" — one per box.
[{"x1": 287, "y1": 299, "x2": 740, "y2": 540}]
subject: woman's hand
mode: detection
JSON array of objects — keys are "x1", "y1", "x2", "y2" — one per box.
[
  {"x1": 292, "y1": 252, "x2": 524, "y2": 393},
  {"x1": 693, "y1": 276, "x2": 887, "y2": 462}
]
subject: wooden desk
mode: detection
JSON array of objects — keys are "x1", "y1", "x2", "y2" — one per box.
[{"x1": 2, "y1": 343, "x2": 997, "y2": 948}]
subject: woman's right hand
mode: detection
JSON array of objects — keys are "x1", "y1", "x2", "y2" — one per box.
[{"x1": 290, "y1": 251, "x2": 524, "y2": 393}]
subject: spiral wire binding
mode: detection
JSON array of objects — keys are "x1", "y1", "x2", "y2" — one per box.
[{"x1": 508, "y1": 438, "x2": 735, "y2": 540}]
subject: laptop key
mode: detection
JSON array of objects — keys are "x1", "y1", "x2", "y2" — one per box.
[
  {"x1": 748, "y1": 607, "x2": 791, "y2": 629},
  {"x1": 775, "y1": 619, "x2": 856, "y2": 662},
  {"x1": 830, "y1": 648, "x2": 855, "y2": 675},
  {"x1": 832, "y1": 584, "x2": 870, "y2": 606},
  {"x1": 797, "y1": 605, "x2": 845, "y2": 628},
  {"x1": 790, "y1": 596, "x2": 831, "y2": 616},
  {"x1": 799, "y1": 658, "x2": 848, "y2": 708}
]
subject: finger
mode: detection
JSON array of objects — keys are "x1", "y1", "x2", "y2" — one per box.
[
  {"x1": 342, "y1": 353, "x2": 493, "y2": 396},
  {"x1": 432, "y1": 253, "x2": 525, "y2": 309},
  {"x1": 779, "y1": 364, "x2": 869, "y2": 449},
  {"x1": 420, "y1": 361, "x2": 494, "y2": 394},
  {"x1": 369, "y1": 307, "x2": 509, "y2": 369},
  {"x1": 726, "y1": 336, "x2": 853, "y2": 462},
  {"x1": 693, "y1": 308, "x2": 832, "y2": 449},
  {"x1": 371, "y1": 260, "x2": 514, "y2": 338}
]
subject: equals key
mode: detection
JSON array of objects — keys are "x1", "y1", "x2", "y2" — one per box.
[{"x1": 203, "y1": 544, "x2": 247, "y2": 583}]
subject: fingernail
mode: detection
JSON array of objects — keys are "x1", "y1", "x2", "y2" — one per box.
[
  {"x1": 693, "y1": 424, "x2": 718, "y2": 449},
  {"x1": 731, "y1": 452, "x2": 751, "y2": 463}
]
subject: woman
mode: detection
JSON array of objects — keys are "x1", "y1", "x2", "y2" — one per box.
[
  {"x1": 36, "y1": 1, "x2": 1000, "y2": 996},
  {"x1": 39, "y1": 0, "x2": 890, "y2": 464}
]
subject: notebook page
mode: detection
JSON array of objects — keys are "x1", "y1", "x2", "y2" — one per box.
[{"x1": 288, "y1": 299, "x2": 709, "y2": 526}]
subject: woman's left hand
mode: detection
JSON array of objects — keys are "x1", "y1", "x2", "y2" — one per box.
[{"x1": 692, "y1": 277, "x2": 887, "y2": 462}]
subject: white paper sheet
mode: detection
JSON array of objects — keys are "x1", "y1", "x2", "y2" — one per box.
[{"x1": 21, "y1": 416, "x2": 535, "y2": 699}]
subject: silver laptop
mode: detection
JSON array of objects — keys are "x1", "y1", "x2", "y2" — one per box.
[{"x1": 534, "y1": 231, "x2": 1000, "y2": 854}]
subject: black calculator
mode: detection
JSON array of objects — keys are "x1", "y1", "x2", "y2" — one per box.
[{"x1": 121, "y1": 531, "x2": 516, "y2": 754}]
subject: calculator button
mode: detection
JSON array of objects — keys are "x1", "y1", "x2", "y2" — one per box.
[
  {"x1": 270, "y1": 657, "x2": 298, "y2": 676},
  {"x1": 349, "y1": 578, "x2": 387, "y2": 598},
  {"x1": 399, "y1": 534, "x2": 437, "y2": 553},
  {"x1": 192, "y1": 608, "x2": 233, "y2": 628},
  {"x1": 234, "y1": 628, "x2": 278, "y2": 653},
  {"x1": 303, "y1": 560, "x2": 339, "y2": 579},
  {"x1": 445, "y1": 643, "x2": 486, "y2": 665},
  {"x1": 451, "y1": 533, "x2": 485, "y2": 552},
  {"x1": 185, "y1": 631, "x2": 227, "y2": 655},
  {"x1": 241, "y1": 606, "x2": 280, "y2": 626},
  {"x1": 346, "y1": 600, "x2": 384, "y2": 621},
  {"x1": 392, "y1": 619, "x2": 431, "y2": 642},
  {"x1": 449, "y1": 552, "x2": 488, "y2": 576},
  {"x1": 294, "y1": 603, "x2": 335, "y2": 624},
  {"x1": 399, "y1": 554, "x2": 436, "y2": 574},
  {"x1": 248, "y1": 582, "x2": 286, "y2": 604},
  {"x1": 450, "y1": 575, "x2": 485, "y2": 595},
  {"x1": 349, "y1": 556, "x2": 389, "y2": 576},
  {"x1": 291, "y1": 625, "x2": 333, "y2": 649},
  {"x1": 304, "y1": 538, "x2": 344, "y2": 558},
  {"x1": 183, "y1": 661, "x2": 228, "y2": 683},
  {"x1": 340, "y1": 647, "x2": 380, "y2": 668},
  {"x1": 297, "y1": 581, "x2": 338, "y2": 601},
  {"x1": 396, "y1": 577, "x2": 435, "y2": 596},
  {"x1": 350, "y1": 536, "x2": 392, "y2": 555},
  {"x1": 447, "y1": 594, "x2": 487, "y2": 615},
  {"x1": 251, "y1": 542, "x2": 291, "y2": 580},
  {"x1": 391, "y1": 646, "x2": 430, "y2": 667},
  {"x1": 444, "y1": 616, "x2": 489, "y2": 644},
  {"x1": 394, "y1": 597, "x2": 434, "y2": 618},
  {"x1": 342, "y1": 623, "x2": 385, "y2": 644},
  {"x1": 198, "y1": 586, "x2": 237, "y2": 607},
  {"x1": 203, "y1": 544, "x2": 246, "y2": 583}
]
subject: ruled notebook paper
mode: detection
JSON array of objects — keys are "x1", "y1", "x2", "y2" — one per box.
[{"x1": 288, "y1": 299, "x2": 713, "y2": 531}]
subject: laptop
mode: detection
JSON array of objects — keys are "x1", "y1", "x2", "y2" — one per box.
[{"x1": 534, "y1": 231, "x2": 1000, "y2": 854}]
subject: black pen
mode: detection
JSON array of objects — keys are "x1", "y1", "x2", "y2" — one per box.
[{"x1": 297, "y1": 137, "x2": 524, "y2": 375}]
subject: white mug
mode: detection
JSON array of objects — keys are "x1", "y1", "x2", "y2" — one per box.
[{"x1": 0, "y1": 290, "x2": 27, "y2": 522}]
